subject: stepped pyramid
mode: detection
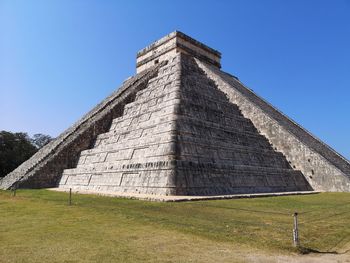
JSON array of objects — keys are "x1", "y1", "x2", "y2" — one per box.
[{"x1": 1, "y1": 31, "x2": 349, "y2": 196}]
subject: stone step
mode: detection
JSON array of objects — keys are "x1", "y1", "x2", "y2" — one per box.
[
  {"x1": 124, "y1": 86, "x2": 179, "y2": 113},
  {"x1": 62, "y1": 160, "x2": 298, "y2": 178},
  {"x1": 63, "y1": 157, "x2": 176, "y2": 175},
  {"x1": 93, "y1": 122, "x2": 174, "y2": 148},
  {"x1": 82, "y1": 133, "x2": 175, "y2": 157},
  {"x1": 176, "y1": 121, "x2": 270, "y2": 148}
]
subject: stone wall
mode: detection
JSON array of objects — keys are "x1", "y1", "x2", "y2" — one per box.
[{"x1": 196, "y1": 59, "x2": 350, "y2": 192}]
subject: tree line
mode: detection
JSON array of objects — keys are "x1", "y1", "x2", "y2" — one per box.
[{"x1": 0, "y1": 131, "x2": 53, "y2": 178}]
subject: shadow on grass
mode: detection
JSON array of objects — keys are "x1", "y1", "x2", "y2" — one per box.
[{"x1": 298, "y1": 246, "x2": 350, "y2": 255}]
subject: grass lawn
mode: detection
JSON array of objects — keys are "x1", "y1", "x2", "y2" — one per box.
[{"x1": 0, "y1": 190, "x2": 349, "y2": 262}]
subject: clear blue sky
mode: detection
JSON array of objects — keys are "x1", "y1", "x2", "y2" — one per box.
[{"x1": 1, "y1": 0, "x2": 349, "y2": 159}]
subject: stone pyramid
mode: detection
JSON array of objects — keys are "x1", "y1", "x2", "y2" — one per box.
[{"x1": 1, "y1": 31, "x2": 349, "y2": 195}]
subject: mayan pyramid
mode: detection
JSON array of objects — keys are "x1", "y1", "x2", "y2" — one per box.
[{"x1": 1, "y1": 31, "x2": 349, "y2": 195}]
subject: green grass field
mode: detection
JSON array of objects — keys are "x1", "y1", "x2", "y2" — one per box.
[{"x1": 0, "y1": 190, "x2": 349, "y2": 262}]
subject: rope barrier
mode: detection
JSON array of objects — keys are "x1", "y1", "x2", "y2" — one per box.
[
  {"x1": 300, "y1": 210, "x2": 350, "y2": 224},
  {"x1": 299, "y1": 202, "x2": 350, "y2": 215},
  {"x1": 195, "y1": 203, "x2": 292, "y2": 216}
]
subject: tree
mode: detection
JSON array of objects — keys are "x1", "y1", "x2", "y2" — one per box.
[
  {"x1": 31, "y1": 133, "x2": 53, "y2": 149},
  {"x1": 0, "y1": 131, "x2": 38, "y2": 178}
]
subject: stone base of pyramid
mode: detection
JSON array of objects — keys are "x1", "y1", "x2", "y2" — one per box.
[{"x1": 49, "y1": 188, "x2": 318, "y2": 202}]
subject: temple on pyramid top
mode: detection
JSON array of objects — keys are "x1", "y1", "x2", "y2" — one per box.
[
  {"x1": 136, "y1": 31, "x2": 221, "y2": 73},
  {"x1": 1, "y1": 31, "x2": 349, "y2": 199}
]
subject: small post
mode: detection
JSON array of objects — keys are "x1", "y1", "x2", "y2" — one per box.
[
  {"x1": 12, "y1": 188, "x2": 16, "y2": 197},
  {"x1": 69, "y1": 188, "x2": 72, "y2": 206},
  {"x1": 293, "y1": 212, "x2": 299, "y2": 247}
]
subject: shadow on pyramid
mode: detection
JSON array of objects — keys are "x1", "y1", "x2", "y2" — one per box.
[{"x1": 1, "y1": 31, "x2": 349, "y2": 200}]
